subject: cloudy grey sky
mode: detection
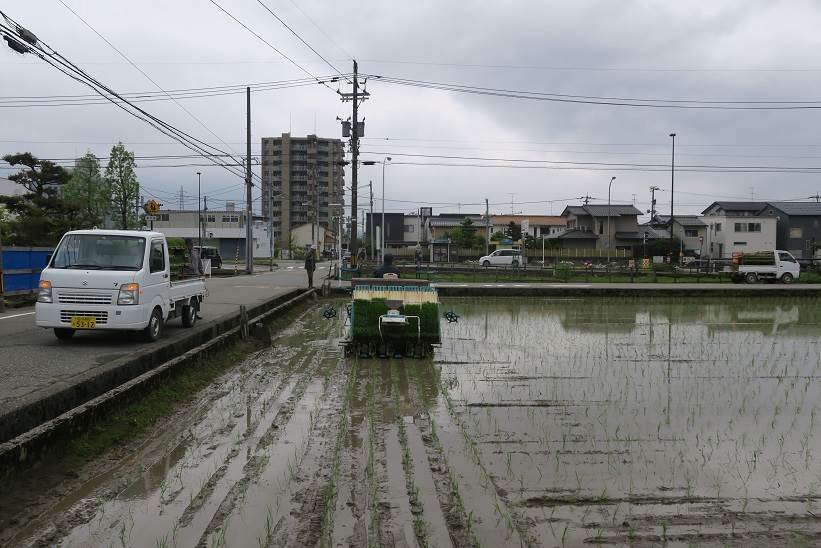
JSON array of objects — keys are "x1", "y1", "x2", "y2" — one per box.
[{"x1": 3, "y1": 0, "x2": 821, "y2": 219}]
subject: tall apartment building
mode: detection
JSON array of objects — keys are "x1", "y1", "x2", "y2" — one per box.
[{"x1": 261, "y1": 133, "x2": 345, "y2": 249}]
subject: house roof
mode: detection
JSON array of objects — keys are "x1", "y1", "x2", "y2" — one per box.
[
  {"x1": 654, "y1": 215, "x2": 706, "y2": 227},
  {"x1": 562, "y1": 204, "x2": 643, "y2": 217},
  {"x1": 427, "y1": 216, "x2": 484, "y2": 228},
  {"x1": 546, "y1": 228, "x2": 599, "y2": 240},
  {"x1": 765, "y1": 202, "x2": 821, "y2": 216},
  {"x1": 491, "y1": 215, "x2": 565, "y2": 225},
  {"x1": 701, "y1": 201, "x2": 767, "y2": 214}
]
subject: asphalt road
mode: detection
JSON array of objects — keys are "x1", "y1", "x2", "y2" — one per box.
[{"x1": 0, "y1": 261, "x2": 329, "y2": 417}]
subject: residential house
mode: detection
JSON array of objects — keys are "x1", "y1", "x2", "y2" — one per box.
[
  {"x1": 550, "y1": 204, "x2": 644, "y2": 250},
  {"x1": 700, "y1": 202, "x2": 776, "y2": 258},
  {"x1": 490, "y1": 215, "x2": 566, "y2": 239},
  {"x1": 424, "y1": 214, "x2": 484, "y2": 243},
  {"x1": 652, "y1": 215, "x2": 708, "y2": 255},
  {"x1": 758, "y1": 202, "x2": 821, "y2": 259}
]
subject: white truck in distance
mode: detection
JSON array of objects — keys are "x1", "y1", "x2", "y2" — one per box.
[
  {"x1": 35, "y1": 230, "x2": 207, "y2": 341},
  {"x1": 731, "y1": 250, "x2": 800, "y2": 284}
]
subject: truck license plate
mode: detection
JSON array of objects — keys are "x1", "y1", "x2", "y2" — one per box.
[{"x1": 70, "y1": 316, "x2": 96, "y2": 329}]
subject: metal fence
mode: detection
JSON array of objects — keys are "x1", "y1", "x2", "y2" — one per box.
[{"x1": 1, "y1": 247, "x2": 52, "y2": 296}]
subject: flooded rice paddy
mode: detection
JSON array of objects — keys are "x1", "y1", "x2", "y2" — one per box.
[{"x1": 5, "y1": 296, "x2": 821, "y2": 547}]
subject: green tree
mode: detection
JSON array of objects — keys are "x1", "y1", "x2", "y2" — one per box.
[
  {"x1": 505, "y1": 221, "x2": 522, "y2": 241},
  {"x1": 455, "y1": 217, "x2": 479, "y2": 249},
  {"x1": 105, "y1": 143, "x2": 139, "y2": 229},
  {"x1": 490, "y1": 230, "x2": 507, "y2": 241},
  {"x1": 62, "y1": 151, "x2": 109, "y2": 226},
  {"x1": 0, "y1": 153, "x2": 80, "y2": 245}
]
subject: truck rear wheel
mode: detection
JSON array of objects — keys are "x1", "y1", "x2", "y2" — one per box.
[
  {"x1": 781, "y1": 272, "x2": 794, "y2": 284},
  {"x1": 54, "y1": 328, "x2": 75, "y2": 341},
  {"x1": 143, "y1": 307, "x2": 164, "y2": 342},
  {"x1": 182, "y1": 298, "x2": 198, "y2": 328},
  {"x1": 745, "y1": 272, "x2": 758, "y2": 284}
]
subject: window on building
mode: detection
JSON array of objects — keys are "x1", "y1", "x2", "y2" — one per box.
[
  {"x1": 734, "y1": 222, "x2": 760, "y2": 232},
  {"x1": 598, "y1": 222, "x2": 604, "y2": 235},
  {"x1": 157, "y1": 213, "x2": 169, "y2": 221},
  {"x1": 206, "y1": 215, "x2": 215, "y2": 223},
  {"x1": 790, "y1": 227, "x2": 803, "y2": 238},
  {"x1": 222, "y1": 215, "x2": 239, "y2": 223},
  {"x1": 404, "y1": 225, "x2": 415, "y2": 233},
  {"x1": 684, "y1": 229, "x2": 698, "y2": 238},
  {"x1": 733, "y1": 241, "x2": 747, "y2": 246},
  {"x1": 715, "y1": 223, "x2": 722, "y2": 232}
]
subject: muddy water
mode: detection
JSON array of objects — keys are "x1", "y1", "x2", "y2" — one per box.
[{"x1": 5, "y1": 297, "x2": 821, "y2": 547}]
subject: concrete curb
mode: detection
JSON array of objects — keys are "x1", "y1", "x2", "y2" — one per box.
[
  {"x1": 432, "y1": 285, "x2": 821, "y2": 297},
  {"x1": 0, "y1": 288, "x2": 314, "y2": 474}
]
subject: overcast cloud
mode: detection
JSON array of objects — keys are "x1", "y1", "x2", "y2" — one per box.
[{"x1": 3, "y1": 0, "x2": 821, "y2": 219}]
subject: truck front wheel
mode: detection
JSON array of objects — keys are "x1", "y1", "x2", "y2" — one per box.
[
  {"x1": 143, "y1": 307, "x2": 164, "y2": 342},
  {"x1": 781, "y1": 272, "x2": 794, "y2": 284},
  {"x1": 54, "y1": 328, "x2": 75, "y2": 341}
]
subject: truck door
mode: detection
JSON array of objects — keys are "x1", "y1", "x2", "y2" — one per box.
[
  {"x1": 777, "y1": 251, "x2": 799, "y2": 277},
  {"x1": 145, "y1": 239, "x2": 169, "y2": 314}
]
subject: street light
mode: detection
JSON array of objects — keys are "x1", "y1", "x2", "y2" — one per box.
[
  {"x1": 669, "y1": 133, "x2": 676, "y2": 252},
  {"x1": 381, "y1": 156, "x2": 392, "y2": 264},
  {"x1": 607, "y1": 176, "x2": 616, "y2": 266}
]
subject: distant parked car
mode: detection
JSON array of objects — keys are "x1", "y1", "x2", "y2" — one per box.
[
  {"x1": 479, "y1": 249, "x2": 522, "y2": 267},
  {"x1": 195, "y1": 246, "x2": 222, "y2": 269}
]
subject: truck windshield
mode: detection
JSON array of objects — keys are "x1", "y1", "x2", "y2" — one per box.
[{"x1": 51, "y1": 234, "x2": 146, "y2": 271}]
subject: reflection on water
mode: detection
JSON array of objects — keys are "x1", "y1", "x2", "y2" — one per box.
[{"x1": 435, "y1": 296, "x2": 821, "y2": 545}]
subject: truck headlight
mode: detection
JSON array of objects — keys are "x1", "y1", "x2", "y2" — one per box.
[
  {"x1": 117, "y1": 283, "x2": 140, "y2": 305},
  {"x1": 37, "y1": 280, "x2": 53, "y2": 303}
]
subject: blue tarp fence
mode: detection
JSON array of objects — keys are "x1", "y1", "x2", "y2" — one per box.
[{"x1": 1, "y1": 247, "x2": 53, "y2": 295}]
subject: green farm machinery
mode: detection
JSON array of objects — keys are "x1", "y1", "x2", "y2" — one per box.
[{"x1": 342, "y1": 278, "x2": 442, "y2": 358}]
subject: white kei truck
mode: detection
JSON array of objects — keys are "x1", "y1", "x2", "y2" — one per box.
[
  {"x1": 35, "y1": 229, "x2": 207, "y2": 341},
  {"x1": 731, "y1": 250, "x2": 801, "y2": 284}
]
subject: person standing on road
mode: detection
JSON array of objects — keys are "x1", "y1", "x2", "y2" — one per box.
[
  {"x1": 374, "y1": 252, "x2": 401, "y2": 279},
  {"x1": 305, "y1": 248, "x2": 316, "y2": 288}
]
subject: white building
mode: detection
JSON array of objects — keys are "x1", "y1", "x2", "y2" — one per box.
[
  {"x1": 149, "y1": 207, "x2": 272, "y2": 260},
  {"x1": 700, "y1": 202, "x2": 777, "y2": 258}
]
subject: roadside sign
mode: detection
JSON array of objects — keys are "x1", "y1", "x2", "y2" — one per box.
[
  {"x1": 144, "y1": 215, "x2": 157, "y2": 221},
  {"x1": 144, "y1": 199, "x2": 161, "y2": 215}
]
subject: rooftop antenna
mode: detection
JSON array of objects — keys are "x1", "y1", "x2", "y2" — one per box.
[{"x1": 507, "y1": 192, "x2": 516, "y2": 214}]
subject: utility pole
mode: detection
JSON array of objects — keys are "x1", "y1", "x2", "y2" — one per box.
[
  {"x1": 245, "y1": 86, "x2": 253, "y2": 274},
  {"x1": 649, "y1": 186, "x2": 660, "y2": 220},
  {"x1": 339, "y1": 60, "x2": 363, "y2": 266},
  {"x1": 203, "y1": 196, "x2": 208, "y2": 243},
  {"x1": 369, "y1": 180, "x2": 374, "y2": 259},
  {"x1": 669, "y1": 132, "x2": 676, "y2": 251},
  {"x1": 0, "y1": 226, "x2": 5, "y2": 313},
  {"x1": 197, "y1": 171, "x2": 202, "y2": 252},
  {"x1": 485, "y1": 198, "x2": 490, "y2": 256},
  {"x1": 268, "y1": 184, "x2": 274, "y2": 271},
  {"x1": 582, "y1": 194, "x2": 592, "y2": 205}
]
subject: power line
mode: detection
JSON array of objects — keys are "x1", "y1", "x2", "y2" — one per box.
[
  {"x1": 286, "y1": 0, "x2": 353, "y2": 61},
  {"x1": 0, "y1": 79, "x2": 330, "y2": 108},
  {"x1": 57, "y1": 0, "x2": 245, "y2": 171},
  {"x1": 207, "y1": 0, "x2": 336, "y2": 93},
  {"x1": 360, "y1": 151, "x2": 821, "y2": 173},
  {"x1": 254, "y1": 0, "x2": 348, "y2": 82},
  {"x1": 355, "y1": 58, "x2": 821, "y2": 73},
  {"x1": 0, "y1": 12, "x2": 253, "y2": 182},
  {"x1": 367, "y1": 74, "x2": 821, "y2": 110}
]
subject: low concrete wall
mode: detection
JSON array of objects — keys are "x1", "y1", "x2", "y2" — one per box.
[
  {"x1": 434, "y1": 285, "x2": 821, "y2": 297},
  {"x1": 0, "y1": 288, "x2": 313, "y2": 474}
]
